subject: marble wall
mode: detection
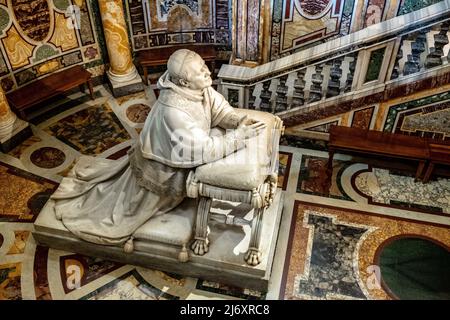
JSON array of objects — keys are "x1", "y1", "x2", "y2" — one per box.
[
  {"x1": 268, "y1": 0, "x2": 444, "y2": 61},
  {"x1": 126, "y1": 0, "x2": 231, "y2": 59},
  {"x1": 0, "y1": 0, "x2": 106, "y2": 92},
  {"x1": 286, "y1": 84, "x2": 450, "y2": 141}
]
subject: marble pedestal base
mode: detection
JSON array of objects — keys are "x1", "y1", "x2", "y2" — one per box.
[
  {"x1": 107, "y1": 70, "x2": 145, "y2": 97},
  {"x1": 33, "y1": 191, "x2": 284, "y2": 292},
  {"x1": 0, "y1": 119, "x2": 31, "y2": 153}
]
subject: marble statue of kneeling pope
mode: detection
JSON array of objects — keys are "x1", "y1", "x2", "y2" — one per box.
[{"x1": 50, "y1": 49, "x2": 267, "y2": 253}]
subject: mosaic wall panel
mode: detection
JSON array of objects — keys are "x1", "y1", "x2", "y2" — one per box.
[
  {"x1": 383, "y1": 90, "x2": 450, "y2": 140},
  {"x1": 269, "y1": 0, "x2": 440, "y2": 60},
  {"x1": 0, "y1": 0, "x2": 105, "y2": 91},
  {"x1": 397, "y1": 0, "x2": 443, "y2": 15},
  {"x1": 126, "y1": 0, "x2": 231, "y2": 54},
  {"x1": 270, "y1": 0, "x2": 356, "y2": 60}
]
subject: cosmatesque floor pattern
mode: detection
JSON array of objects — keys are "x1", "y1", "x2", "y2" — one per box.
[{"x1": 0, "y1": 85, "x2": 449, "y2": 300}]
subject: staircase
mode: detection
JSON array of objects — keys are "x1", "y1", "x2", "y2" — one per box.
[{"x1": 217, "y1": 1, "x2": 450, "y2": 135}]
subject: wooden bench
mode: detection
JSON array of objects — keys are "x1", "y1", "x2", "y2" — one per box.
[
  {"x1": 422, "y1": 142, "x2": 450, "y2": 183},
  {"x1": 137, "y1": 45, "x2": 216, "y2": 86},
  {"x1": 328, "y1": 125, "x2": 430, "y2": 180},
  {"x1": 6, "y1": 65, "x2": 94, "y2": 121}
]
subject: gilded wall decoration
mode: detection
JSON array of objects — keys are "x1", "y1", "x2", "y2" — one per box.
[
  {"x1": 1, "y1": 25, "x2": 34, "y2": 69},
  {"x1": 271, "y1": 0, "x2": 356, "y2": 60},
  {"x1": 49, "y1": 12, "x2": 78, "y2": 52},
  {"x1": 0, "y1": 0, "x2": 105, "y2": 91},
  {"x1": 269, "y1": 0, "x2": 440, "y2": 61},
  {"x1": 126, "y1": 0, "x2": 231, "y2": 53}
]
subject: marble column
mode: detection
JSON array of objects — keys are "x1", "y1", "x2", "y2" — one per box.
[
  {"x1": 0, "y1": 87, "x2": 30, "y2": 153},
  {"x1": 98, "y1": 0, "x2": 143, "y2": 97}
]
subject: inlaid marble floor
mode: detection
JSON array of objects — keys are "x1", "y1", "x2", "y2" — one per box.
[{"x1": 1, "y1": 85, "x2": 449, "y2": 300}]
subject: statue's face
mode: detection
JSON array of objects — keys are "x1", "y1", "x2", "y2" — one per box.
[{"x1": 184, "y1": 55, "x2": 212, "y2": 90}]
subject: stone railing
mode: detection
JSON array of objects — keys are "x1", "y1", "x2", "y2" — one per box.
[{"x1": 217, "y1": 1, "x2": 450, "y2": 121}]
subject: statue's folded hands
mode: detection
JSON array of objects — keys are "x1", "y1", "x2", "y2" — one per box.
[{"x1": 235, "y1": 117, "x2": 267, "y2": 140}]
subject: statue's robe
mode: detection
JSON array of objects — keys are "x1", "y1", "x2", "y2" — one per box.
[{"x1": 51, "y1": 72, "x2": 245, "y2": 246}]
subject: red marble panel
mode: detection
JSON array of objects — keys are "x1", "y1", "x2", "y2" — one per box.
[{"x1": 351, "y1": 106, "x2": 375, "y2": 130}]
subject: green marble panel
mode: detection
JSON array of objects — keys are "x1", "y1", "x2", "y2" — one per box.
[
  {"x1": 365, "y1": 47, "x2": 385, "y2": 83},
  {"x1": 34, "y1": 45, "x2": 59, "y2": 63}
]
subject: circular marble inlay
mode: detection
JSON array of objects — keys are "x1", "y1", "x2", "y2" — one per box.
[
  {"x1": 380, "y1": 237, "x2": 450, "y2": 300},
  {"x1": 30, "y1": 147, "x2": 66, "y2": 169},
  {"x1": 126, "y1": 104, "x2": 151, "y2": 123}
]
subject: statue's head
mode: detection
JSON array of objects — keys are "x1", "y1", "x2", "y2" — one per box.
[{"x1": 167, "y1": 49, "x2": 212, "y2": 90}]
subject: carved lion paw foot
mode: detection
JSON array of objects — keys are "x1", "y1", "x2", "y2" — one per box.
[
  {"x1": 191, "y1": 239, "x2": 209, "y2": 256},
  {"x1": 245, "y1": 249, "x2": 262, "y2": 266}
]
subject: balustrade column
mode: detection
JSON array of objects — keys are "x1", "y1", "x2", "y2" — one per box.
[
  {"x1": 390, "y1": 45, "x2": 403, "y2": 80},
  {"x1": 291, "y1": 69, "x2": 306, "y2": 108},
  {"x1": 275, "y1": 75, "x2": 288, "y2": 112},
  {"x1": 259, "y1": 80, "x2": 273, "y2": 112},
  {"x1": 98, "y1": 0, "x2": 143, "y2": 97},
  {"x1": 425, "y1": 22, "x2": 449, "y2": 68},
  {"x1": 345, "y1": 55, "x2": 357, "y2": 92},
  {"x1": 247, "y1": 85, "x2": 256, "y2": 109},
  {"x1": 326, "y1": 58, "x2": 343, "y2": 98},
  {"x1": 309, "y1": 65, "x2": 324, "y2": 103},
  {"x1": 403, "y1": 30, "x2": 427, "y2": 75}
]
